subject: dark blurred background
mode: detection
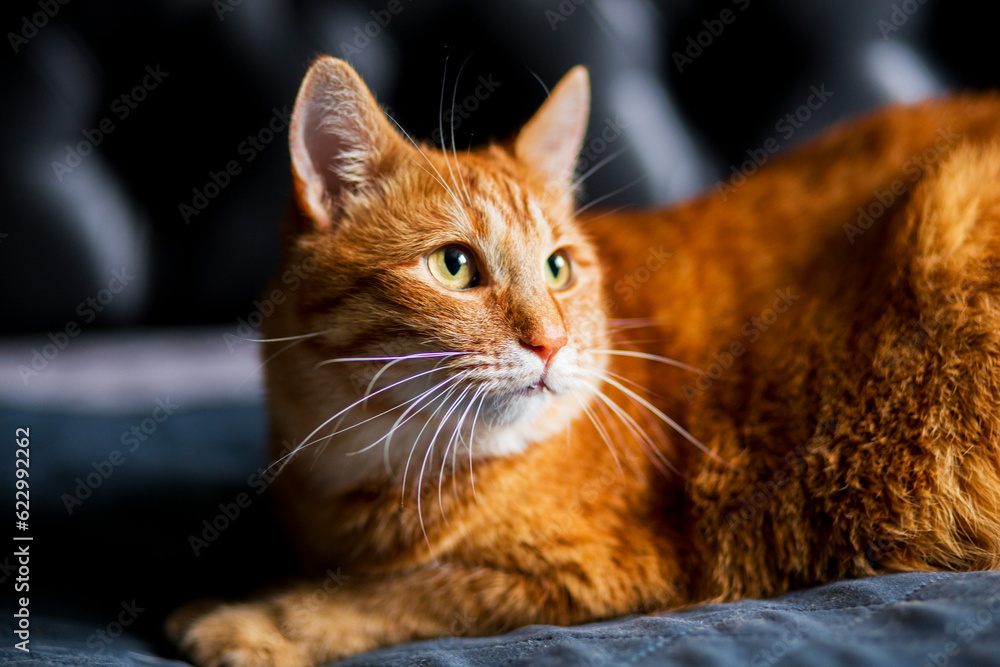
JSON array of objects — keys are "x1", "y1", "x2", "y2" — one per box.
[{"x1": 3, "y1": 0, "x2": 999, "y2": 334}]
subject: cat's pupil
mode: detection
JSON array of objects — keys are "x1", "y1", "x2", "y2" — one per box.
[
  {"x1": 445, "y1": 248, "x2": 467, "y2": 276},
  {"x1": 548, "y1": 253, "x2": 565, "y2": 278}
]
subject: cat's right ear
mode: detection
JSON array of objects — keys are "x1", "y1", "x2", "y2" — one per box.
[
  {"x1": 515, "y1": 66, "x2": 590, "y2": 187},
  {"x1": 289, "y1": 57, "x2": 406, "y2": 232}
]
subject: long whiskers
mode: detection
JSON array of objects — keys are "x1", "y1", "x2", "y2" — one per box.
[
  {"x1": 384, "y1": 112, "x2": 464, "y2": 210},
  {"x1": 270, "y1": 363, "x2": 458, "y2": 474},
  {"x1": 437, "y1": 54, "x2": 465, "y2": 208},
  {"x1": 372, "y1": 373, "x2": 466, "y2": 469},
  {"x1": 233, "y1": 328, "x2": 336, "y2": 344},
  {"x1": 450, "y1": 53, "x2": 474, "y2": 205},
  {"x1": 401, "y1": 379, "x2": 466, "y2": 501},
  {"x1": 235, "y1": 338, "x2": 304, "y2": 391},
  {"x1": 582, "y1": 381, "x2": 676, "y2": 476},
  {"x1": 588, "y1": 349, "x2": 706, "y2": 375},
  {"x1": 595, "y1": 366, "x2": 667, "y2": 401},
  {"x1": 315, "y1": 350, "x2": 470, "y2": 408},
  {"x1": 307, "y1": 374, "x2": 458, "y2": 456},
  {"x1": 416, "y1": 384, "x2": 473, "y2": 536},
  {"x1": 604, "y1": 318, "x2": 663, "y2": 335},
  {"x1": 466, "y1": 385, "x2": 489, "y2": 502},
  {"x1": 314, "y1": 351, "x2": 469, "y2": 367},
  {"x1": 573, "y1": 175, "x2": 647, "y2": 218},
  {"x1": 571, "y1": 145, "x2": 629, "y2": 193},
  {"x1": 580, "y1": 367, "x2": 734, "y2": 469},
  {"x1": 572, "y1": 391, "x2": 623, "y2": 477},
  {"x1": 443, "y1": 384, "x2": 485, "y2": 514}
]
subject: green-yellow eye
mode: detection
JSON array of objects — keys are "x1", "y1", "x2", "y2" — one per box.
[
  {"x1": 428, "y1": 244, "x2": 480, "y2": 290},
  {"x1": 545, "y1": 249, "x2": 573, "y2": 290}
]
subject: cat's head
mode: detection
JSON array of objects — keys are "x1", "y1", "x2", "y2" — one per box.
[{"x1": 268, "y1": 57, "x2": 607, "y2": 483}]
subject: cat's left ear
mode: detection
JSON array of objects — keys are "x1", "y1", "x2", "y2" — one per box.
[
  {"x1": 514, "y1": 66, "x2": 590, "y2": 186},
  {"x1": 289, "y1": 56, "x2": 407, "y2": 232}
]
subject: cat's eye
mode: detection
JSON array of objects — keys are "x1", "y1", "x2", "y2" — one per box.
[
  {"x1": 544, "y1": 249, "x2": 573, "y2": 290},
  {"x1": 427, "y1": 245, "x2": 481, "y2": 290}
]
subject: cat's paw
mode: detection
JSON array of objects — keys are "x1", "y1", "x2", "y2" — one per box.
[{"x1": 166, "y1": 600, "x2": 309, "y2": 667}]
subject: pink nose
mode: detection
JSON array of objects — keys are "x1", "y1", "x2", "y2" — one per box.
[{"x1": 521, "y1": 325, "x2": 568, "y2": 366}]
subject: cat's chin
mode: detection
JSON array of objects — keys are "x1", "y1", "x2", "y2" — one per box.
[
  {"x1": 479, "y1": 378, "x2": 566, "y2": 426},
  {"x1": 486, "y1": 387, "x2": 586, "y2": 446}
]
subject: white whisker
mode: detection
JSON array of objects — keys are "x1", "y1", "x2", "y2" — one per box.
[
  {"x1": 235, "y1": 328, "x2": 335, "y2": 344},
  {"x1": 596, "y1": 366, "x2": 667, "y2": 400},
  {"x1": 315, "y1": 351, "x2": 469, "y2": 367},
  {"x1": 466, "y1": 386, "x2": 488, "y2": 502},
  {"x1": 361, "y1": 353, "x2": 466, "y2": 405},
  {"x1": 588, "y1": 349, "x2": 705, "y2": 375},
  {"x1": 574, "y1": 175, "x2": 647, "y2": 217},
  {"x1": 370, "y1": 374, "x2": 466, "y2": 468},
  {"x1": 418, "y1": 385, "x2": 471, "y2": 530},
  {"x1": 438, "y1": 54, "x2": 464, "y2": 206},
  {"x1": 312, "y1": 375, "x2": 456, "y2": 453},
  {"x1": 580, "y1": 368, "x2": 733, "y2": 468},
  {"x1": 270, "y1": 363, "x2": 456, "y2": 474},
  {"x1": 584, "y1": 381, "x2": 676, "y2": 476},
  {"x1": 571, "y1": 145, "x2": 629, "y2": 192},
  {"x1": 450, "y1": 53, "x2": 474, "y2": 204},
  {"x1": 384, "y1": 112, "x2": 463, "y2": 206},
  {"x1": 402, "y1": 380, "x2": 465, "y2": 500},
  {"x1": 445, "y1": 384, "x2": 484, "y2": 510},
  {"x1": 235, "y1": 338, "x2": 304, "y2": 391},
  {"x1": 573, "y1": 391, "x2": 623, "y2": 477}
]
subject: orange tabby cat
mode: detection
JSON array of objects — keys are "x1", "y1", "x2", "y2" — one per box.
[{"x1": 168, "y1": 57, "x2": 1000, "y2": 666}]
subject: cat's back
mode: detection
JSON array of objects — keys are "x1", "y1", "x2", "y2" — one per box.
[{"x1": 584, "y1": 93, "x2": 1000, "y2": 325}]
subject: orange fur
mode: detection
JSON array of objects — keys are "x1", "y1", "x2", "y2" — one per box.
[{"x1": 169, "y1": 58, "x2": 1000, "y2": 665}]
